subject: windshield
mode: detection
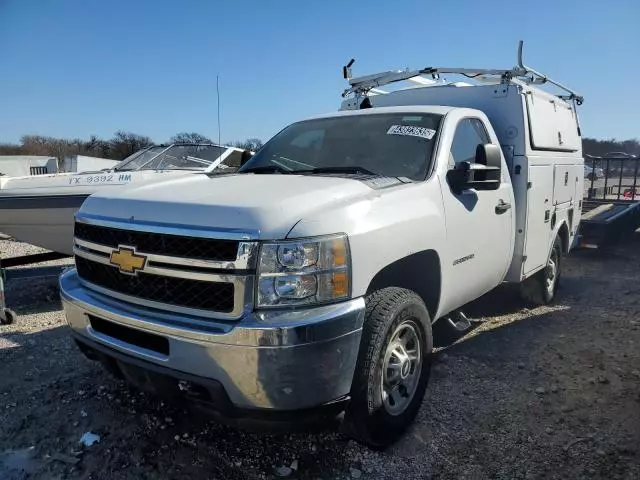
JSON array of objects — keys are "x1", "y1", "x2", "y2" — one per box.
[
  {"x1": 239, "y1": 112, "x2": 442, "y2": 181},
  {"x1": 115, "y1": 144, "x2": 227, "y2": 171},
  {"x1": 115, "y1": 147, "x2": 165, "y2": 171}
]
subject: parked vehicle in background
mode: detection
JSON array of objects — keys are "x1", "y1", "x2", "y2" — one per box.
[
  {"x1": 0, "y1": 144, "x2": 251, "y2": 255},
  {"x1": 584, "y1": 164, "x2": 605, "y2": 181},
  {"x1": 580, "y1": 152, "x2": 640, "y2": 248},
  {"x1": 603, "y1": 151, "x2": 636, "y2": 158},
  {"x1": 60, "y1": 43, "x2": 584, "y2": 447}
]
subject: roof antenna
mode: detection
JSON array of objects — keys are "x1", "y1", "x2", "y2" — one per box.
[{"x1": 216, "y1": 75, "x2": 221, "y2": 146}]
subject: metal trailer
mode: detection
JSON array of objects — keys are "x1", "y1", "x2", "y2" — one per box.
[
  {"x1": 0, "y1": 251, "x2": 70, "y2": 325},
  {"x1": 579, "y1": 154, "x2": 640, "y2": 248}
]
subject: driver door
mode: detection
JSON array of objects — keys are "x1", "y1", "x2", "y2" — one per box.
[{"x1": 440, "y1": 117, "x2": 514, "y2": 309}]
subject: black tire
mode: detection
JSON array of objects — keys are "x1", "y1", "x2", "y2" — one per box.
[
  {"x1": 520, "y1": 236, "x2": 562, "y2": 305},
  {"x1": 0, "y1": 308, "x2": 16, "y2": 325},
  {"x1": 586, "y1": 172, "x2": 595, "y2": 182},
  {"x1": 345, "y1": 287, "x2": 432, "y2": 448}
]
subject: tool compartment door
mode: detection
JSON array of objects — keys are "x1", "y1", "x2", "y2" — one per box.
[
  {"x1": 525, "y1": 89, "x2": 580, "y2": 152},
  {"x1": 523, "y1": 164, "x2": 554, "y2": 275},
  {"x1": 553, "y1": 164, "x2": 575, "y2": 205}
]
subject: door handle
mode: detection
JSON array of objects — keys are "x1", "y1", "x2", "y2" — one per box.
[{"x1": 495, "y1": 200, "x2": 511, "y2": 214}]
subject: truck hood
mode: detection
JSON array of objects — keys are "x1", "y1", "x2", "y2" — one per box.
[{"x1": 80, "y1": 173, "x2": 388, "y2": 239}]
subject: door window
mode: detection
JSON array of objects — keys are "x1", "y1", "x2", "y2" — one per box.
[{"x1": 450, "y1": 118, "x2": 490, "y2": 165}]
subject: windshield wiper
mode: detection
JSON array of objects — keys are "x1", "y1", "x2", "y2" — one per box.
[
  {"x1": 241, "y1": 165, "x2": 291, "y2": 174},
  {"x1": 297, "y1": 166, "x2": 378, "y2": 176}
]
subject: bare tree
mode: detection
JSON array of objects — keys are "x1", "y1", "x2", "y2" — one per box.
[
  {"x1": 50, "y1": 139, "x2": 72, "y2": 170},
  {"x1": 233, "y1": 138, "x2": 263, "y2": 151},
  {"x1": 20, "y1": 135, "x2": 70, "y2": 170},
  {"x1": 20, "y1": 135, "x2": 51, "y2": 156},
  {"x1": 169, "y1": 132, "x2": 213, "y2": 145},
  {"x1": 0, "y1": 143, "x2": 24, "y2": 155},
  {"x1": 82, "y1": 135, "x2": 112, "y2": 158},
  {"x1": 110, "y1": 131, "x2": 153, "y2": 159},
  {"x1": 582, "y1": 138, "x2": 640, "y2": 157}
]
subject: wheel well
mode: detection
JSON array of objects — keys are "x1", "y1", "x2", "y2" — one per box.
[
  {"x1": 365, "y1": 250, "x2": 441, "y2": 319},
  {"x1": 558, "y1": 222, "x2": 570, "y2": 253}
]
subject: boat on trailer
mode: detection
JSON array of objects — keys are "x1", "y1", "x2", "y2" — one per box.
[{"x1": 0, "y1": 144, "x2": 251, "y2": 255}]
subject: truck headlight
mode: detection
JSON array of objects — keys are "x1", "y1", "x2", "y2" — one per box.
[{"x1": 257, "y1": 234, "x2": 351, "y2": 307}]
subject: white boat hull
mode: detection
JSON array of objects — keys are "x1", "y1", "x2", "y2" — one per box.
[
  {"x1": 0, "y1": 144, "x2": 248, "y2": 254},
  {"x1": 0, "y1": 172, "x2": 195, "y2": 254},
  {"x1": 0, "y1": 197, "x2": 85, "y2": 255}
]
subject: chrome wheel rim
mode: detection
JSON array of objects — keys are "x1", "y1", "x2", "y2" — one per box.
[
  {"x1": 381, "y1": 322, "x2": 422, "y2": 416},
  {"x1": 545, "y1": 248, "x2": 558, "y2": 295}
]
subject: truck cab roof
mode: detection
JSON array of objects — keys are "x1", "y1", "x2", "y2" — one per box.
[{"x1": 306, "y1": 105, "x2": 458, "y2": 122}]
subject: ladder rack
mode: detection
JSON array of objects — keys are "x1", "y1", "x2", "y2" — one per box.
[{"x1": 342, "y1": 41, "x2": 583, "y2": 105}]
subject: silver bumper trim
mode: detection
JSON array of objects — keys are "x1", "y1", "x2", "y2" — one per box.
[{"x1": 61, "y1": 269, "x2": 365, "y2": 409}]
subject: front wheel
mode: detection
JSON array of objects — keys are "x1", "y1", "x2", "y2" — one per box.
[
  {"x1": 520, "y1": 236, "x2": 562, "y2": 305},
  {"x1": 345, "y1": 287, "x2": 432, "y2": 448}
]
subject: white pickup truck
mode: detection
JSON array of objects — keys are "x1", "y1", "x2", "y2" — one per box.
[{"x1": 60, "y1": 48, "x2": 584, "y2": 447}]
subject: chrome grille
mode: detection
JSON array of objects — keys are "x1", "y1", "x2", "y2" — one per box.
[
  {"x1": 75, "y1": 256, "x2": 235, "y2": 312},
  {"x1": 73, "y1": 218, "x2": 258, "y2": 319},
  {"x1": 74, "y1": 222, "x2": 239, "y2": 261}
]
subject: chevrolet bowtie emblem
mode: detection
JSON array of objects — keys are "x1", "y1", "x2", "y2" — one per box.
[{"x1": 110, "y1": 246, "x2": 147, "y2": 275}]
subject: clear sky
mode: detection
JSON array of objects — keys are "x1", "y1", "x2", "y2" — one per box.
[{"x1": 1, "y1": 0, "x2": 639, "y2": 145}]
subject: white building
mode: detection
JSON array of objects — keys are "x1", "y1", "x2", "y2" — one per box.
[
  {"x1": 0, "y1": 155, "x2": 120, "y2": 177},
  {"x1": 0, "y1": 156, "x2": 58, "y2": 177}
]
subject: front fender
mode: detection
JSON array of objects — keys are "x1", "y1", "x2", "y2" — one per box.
[{"x1": 287, "y1": 180, "x2": 448, "y2": 316}]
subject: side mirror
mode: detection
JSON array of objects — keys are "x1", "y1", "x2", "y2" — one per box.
[{"x1": 446, "y1": 144, "x2": 502, "y2": 194}]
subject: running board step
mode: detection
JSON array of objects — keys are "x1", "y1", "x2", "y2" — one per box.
[{"x1": 444, "y1": 311, "x2": 485, "y2": 332}]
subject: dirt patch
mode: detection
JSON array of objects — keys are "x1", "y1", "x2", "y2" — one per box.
[{"x1": 1, "y1": 236, "x2": 639, "y2": 479}]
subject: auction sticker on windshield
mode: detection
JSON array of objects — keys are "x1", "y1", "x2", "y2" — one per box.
[
  {"x1": 387, "y1": 125, "x2": 436, "y2": 140},
  {"x1": 68, "y1": 173, "x2": 133, "y2": 185}
]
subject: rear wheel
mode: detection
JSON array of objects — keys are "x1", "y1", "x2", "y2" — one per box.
[
  {"x1": 345, "y1": 287, "x2": 432, "y2": 448},
  {"x1": 520, "y1": 236, "x2": 562, "y2": 305}
]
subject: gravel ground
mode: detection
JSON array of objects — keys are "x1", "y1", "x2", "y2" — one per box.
[{"x1": 1, "y1": 234, "x2": 639, "y2": 480}]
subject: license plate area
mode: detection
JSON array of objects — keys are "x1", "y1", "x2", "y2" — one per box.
[{"x1": 88, "y1": 315, "x2": 169, "y2": 356}]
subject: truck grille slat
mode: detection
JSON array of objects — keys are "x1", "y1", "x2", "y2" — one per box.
[
  {"x1": 74, "y1": 222, "x2": 239, "y2": 261},
  {"x1": 75, "y1": 256, "x2": 235, "y2": 313}
]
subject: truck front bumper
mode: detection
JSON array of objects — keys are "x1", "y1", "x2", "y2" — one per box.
[{"x1": 60, "y1": 269, "x2": 365, "y2": 421}]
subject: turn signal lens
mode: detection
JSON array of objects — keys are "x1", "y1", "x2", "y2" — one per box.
[
  {"x1": 332, "y1": 239, "x2": 347, "y2": 267},
  {"x1": 332, "y1": 271, "x2": 349, "y2": 296}
]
